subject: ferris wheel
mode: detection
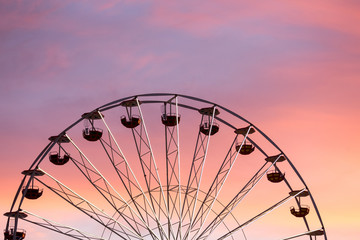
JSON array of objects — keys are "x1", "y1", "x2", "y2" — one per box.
[{"x1": 4, "y1": 93, "x2": 327, "y2": 240}]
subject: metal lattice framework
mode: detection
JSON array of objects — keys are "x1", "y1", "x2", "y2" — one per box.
[{"x1": 4, "y1": 93, "x2": 327, "y2": 240}]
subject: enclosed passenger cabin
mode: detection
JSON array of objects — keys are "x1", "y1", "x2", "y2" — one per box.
[
  {"x1": 82, "y1": 111, "x2": 104, "y2": 142},
  {"x1": 234, "y1": 126, "x2": 255, "y2": 155},
  {"x1": 83, "y1": 128, "x2": 103, "y2": 141},
  {"x1": 267, "y1": 170, "x2": 285, "y2": 183},
  {"x1": 290, "y1": 190, "x2": 310, "y2": 217},
  {"x1": 162, "y1": 114, "x2": 180, "y2": 126},
  {"x1": 200, "y1": 121, "x2": 219, "y2": 135},
  {"x1": 121, "y1": 115, "x2": 140, "y2": 128},
  {"x1": 4, "y1": 229, "x2": 26, "y2": 240},
  {"x1": 199, "y1": 107, "x2": 220, "y2": 135},
  {"x1": 48, "y1": 135, "x2": 71, "y2": 165},
  {"x1": 161, "y1": 100, "x2": 180, "y2": 126},
  {"x1": 21, "y1": 169, "x2": 44, "y2": 200},
  {"x1": 22, "y1": 186, "x2": 43, "y2": 200},
  {"x1": 120, "y1": 99, "x2": 142, "y2": 128},
  {"x1": 290, "y1": 206, "x2": 310, "y2": 217},
  {"x1": 49, "y1": 152, "x2": 70, "y2": 165},
  {"x1": 265, "y1": 155, "x2": 286, "y2": 183},
  {"x1": 235, "y1": 142, "x2": 255, "y2": 155},
  {"x1": 3, "y1": 211, "x2": 28, "y2": 240}
]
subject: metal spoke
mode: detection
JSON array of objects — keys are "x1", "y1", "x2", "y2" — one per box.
[
  {"x1": 35, "y1": 168, "x2": 142, "y2": 240},
  {"x1": 163, "y1": 96, "x2": 182, "y2": 239},
  {"x1": 197, "y1": 154, "x2": 283, "y2": 240},
  {"x1": 5, "y1": 93, "x2": 327, "y2": 240},
  {"x1": 98, "y1": 111, "x2": 169, "y2": 239},
  {"x1": 126, "y1": 98, "x2": 172, "y2": 240},
  {"x1": 20, "y1": 210, "x2": 105, "y2": 240},
  {"x1": 190, "y1": 126, "x2": 254, "y2": 239},
  {"x1": 65, "y1": 134, "x2": 159, "y2": 239},
  {"x1": 181, "y1": 106, "x2": 217, "y2": 240},
  {"x1": 217, "y1": 189, "x2": 307, "y2": 240},
  {"x1": 280, "y1": 228, "x2": 324, "y2": 240}
]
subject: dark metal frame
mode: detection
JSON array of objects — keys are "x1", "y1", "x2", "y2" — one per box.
[{"x1": 4, "y1": 93, "x2": 327, "y2": 240}]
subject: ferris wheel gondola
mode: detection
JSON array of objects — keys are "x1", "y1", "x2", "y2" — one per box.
[{"x1": 4, "y1": 93, "x2": 327, "y2": 240}]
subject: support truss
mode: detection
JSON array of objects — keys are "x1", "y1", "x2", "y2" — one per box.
[
  {"x1": 190, "y1": 126, "x2": 253, "y2": 239},
  {"x1": 126, "y1": 99, "x2": 173, "y2": 240},
  {"x1": 35, "y1": 168, "x2": 141, "y2": 240},
  {"x1": 5, "y1": 94, "x2": 326, "y2": 240},
  {"x1": 196, "y1": 155, "x2": 283, "y2": 240},
  {"x1": 280, "y1": 228, "x2": 324, "y2": 240},
  {"x1": 20, "y1": 210, "x2": 105, "y2": 240},
  {"x1": 98, "y1": 111, "x2": 168, "y2": 239},
  {"x1": 217, "y1": 189, "x2": 307, "y2": 240},
  {"x1": 163, "y1": 96, "x2": 182, "y2": 239},
  {"x1": 181, "y1": 106, "x2": 217, "y2": 239},
  {"x1": 64, "y1": 134, "x2": 159, "y2": 239}
]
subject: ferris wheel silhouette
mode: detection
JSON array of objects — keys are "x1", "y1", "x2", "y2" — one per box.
[{"x1": 4, "y1": 93, "x2": 326, "y2": 240}]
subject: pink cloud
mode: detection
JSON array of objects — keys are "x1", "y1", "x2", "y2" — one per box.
[
  {"x1": 35, "y1": 45, "x2": 71, "y2": 76},
  {"x1": 146, "y1": 1, "x2": 360, "y2": 38},
  {"x1": 147, "y1": 1, "x2": 243, "y2": 37},
  {"x1": 0, "y1": 0, "x2": 65, "y2": 32},
  {"x1": 288, "y1": 1, "x2": 360, "y2": 37},
  {"x1": 96, "y1": 0, "x2": 120, "y2": 11},
  {"x1": 1, "y1": 1, "x2": 359, "y2": 239}
]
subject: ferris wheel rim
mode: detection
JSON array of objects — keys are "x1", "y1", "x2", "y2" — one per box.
[{"x1": 5, "y1": 93, "x2": 327, "y2": 240}]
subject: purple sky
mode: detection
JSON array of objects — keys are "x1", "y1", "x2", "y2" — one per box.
[{"x1": 1, "y1": 1, "x2": 360, "y2": 239}]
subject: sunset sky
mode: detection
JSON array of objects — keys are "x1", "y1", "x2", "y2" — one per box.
[{"x1": 1, "y1": 0, "x2": 360, "y2": 239}]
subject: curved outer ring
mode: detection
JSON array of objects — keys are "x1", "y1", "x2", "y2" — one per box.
[{"x1": 5, "y1": 93, "x2": 327, "y2": 240}]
